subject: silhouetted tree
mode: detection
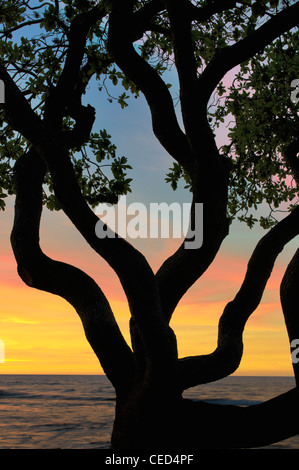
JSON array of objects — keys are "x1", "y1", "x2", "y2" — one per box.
[{"x1": 1, "y1": 0, "x2": 299, "y2": 449}]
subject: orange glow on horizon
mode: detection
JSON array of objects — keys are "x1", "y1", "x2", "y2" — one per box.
[{"x1": 0, "y1": 257, "x2": 295, "y2": 377}]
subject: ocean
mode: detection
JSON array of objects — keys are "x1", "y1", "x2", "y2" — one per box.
[{"x1": 0, "y1": 374, "x2": 298, "y2": 450}]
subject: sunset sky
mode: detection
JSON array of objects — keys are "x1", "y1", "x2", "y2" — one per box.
[{"x1": 0, "y1": 67, "x2": 298, "y2": 377}]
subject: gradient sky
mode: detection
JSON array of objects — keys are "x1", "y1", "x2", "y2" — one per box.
[{"x1": 0, "y1": 66, "x2": 298, "y2": 377}]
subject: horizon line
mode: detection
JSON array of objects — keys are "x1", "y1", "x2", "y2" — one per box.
[{"x1": 0, "y1": 373, "x2": 295, "y2": 377}]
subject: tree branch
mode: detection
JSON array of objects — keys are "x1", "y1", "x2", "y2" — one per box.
[
  {"x1": 199, "y1": 1, "x2": 299, "y2": 104},
  {"x1": 165, "y1": 0, "x2": 201, "y2": 144},
  {"x1": 44, "y1": 4, "x2": 107, "y2": 127},
  {"x1": 178, "y1": 387, "x2": 299, "y2": 448},
  {"x1": 156, "y1": 156, "x2": 231, "y2": 323},
  {"x1": 1, "y1": 59, "x2": 178, "y2": 386},
  {"x1": 0, "y1": 60, "x2": 95, "y2": 151},
  {"x1": 178, "y1": 206, "x2": 299, "y2": 390},
  {"x1": 42, "y1": 142, "x2": 178, "y2": 383},
  {"x1": 0, "y1": 62, "x2": 48, "y2": 145},
  {"x1": 0, "y1": 18, "x2": 42, "y2": 36},
  {"x1": 11, "y1": 148, "x2": 134, "y2": 396},
  {"x1": 284, "y1": 138, "x2": 299, "y2": 187},
  {"x1": 108, "y1": 1, "x2": 193, "y2": 173},
  {"x1": 186, "y1": 0, "x2": 239, "y2": 23},
  {"x1": 130, "y1": 0, "x2": 166, "y2": 39}
]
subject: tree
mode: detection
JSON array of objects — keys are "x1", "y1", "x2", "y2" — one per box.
[{"x1": 1, "y1": 0, "x2": 299, "y2": 449}]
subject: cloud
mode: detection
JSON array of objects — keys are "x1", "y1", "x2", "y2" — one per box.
[{"x1": 0, "y1": 317, "x2": 39, "y2": 324}]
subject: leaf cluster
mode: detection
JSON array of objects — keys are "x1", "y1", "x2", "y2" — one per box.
[
  {"x1": 164, "y1": 3, "x2": 299, "y2": 229},
  {"x1": 0, "y1": 0, "x2": 135, "y2": 211},
  {"x1": 221, "y1": 30, "x2": 299, "y2": 228}
]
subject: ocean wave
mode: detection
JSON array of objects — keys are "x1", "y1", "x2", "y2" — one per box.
[
  {"x1": 51, "y1": 395, "x2": 115, "y2": 402},
  {"x1": 0, "y1": 390, "x2": 35, "y2": 398},
  {"x1": 0, "y1": 389, "x2": 115, "y2": 402},
  {"x1": 202, "y1": 398, "x2": 263, "y2": 406}
]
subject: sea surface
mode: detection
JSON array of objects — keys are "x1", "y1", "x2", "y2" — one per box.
[{"x1": 0, "y1": 375, "x2": 298, "y2": 449}]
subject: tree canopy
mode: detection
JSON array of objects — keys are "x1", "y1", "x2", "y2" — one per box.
[{"x1": 1, "y1": 0, "x2": 298, "y2": 223}]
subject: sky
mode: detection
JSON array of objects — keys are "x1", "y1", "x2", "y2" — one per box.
[{"x1": 0, "y1": 58, "x2": 298, "y2": 378}]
